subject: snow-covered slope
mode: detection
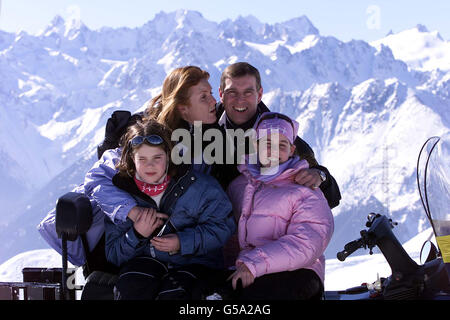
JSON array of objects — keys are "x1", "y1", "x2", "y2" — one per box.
[
  {"x1": 0, "y1": 249, "x2": 76, "y2": 282},
  {"x1": 371, "y1": 25, "x2": 450, "y2": 72},
  {"x1": 0, "y1": 10, "x2": 449, "y2": 264}
]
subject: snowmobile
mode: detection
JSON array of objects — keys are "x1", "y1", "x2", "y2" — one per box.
[
  {"x1": 324, "y1": 135, "x2": 450, "y2": 300},
  {"x1": 0, "y1": 135, "x2": 449, "y2": 300}
]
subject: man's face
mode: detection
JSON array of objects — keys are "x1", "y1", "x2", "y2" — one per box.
[{"x1": 219, "y1": 75, "x2": 263, "y2": 125}]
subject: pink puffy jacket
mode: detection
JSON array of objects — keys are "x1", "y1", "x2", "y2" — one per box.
[{"x1": 226, "y1": 159, "x2": 334, "y2": 284}]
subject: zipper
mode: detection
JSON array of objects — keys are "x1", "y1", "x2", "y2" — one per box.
[
  {"x1": 147, "y1": 171, "x2": 191, "y2": 256},
  {"x1": 157, "y1": 169, "x2": 191, "y2": 232},
  {"x1": 244, "y1": 182, "x2": 263, "y2": 244}
]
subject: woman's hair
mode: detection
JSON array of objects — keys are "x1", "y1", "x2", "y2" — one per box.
[
  {"x1": 145, "y1": 66, "x2": 210, "y2": 130},
  {"x1": 116, "y1": 119, "x2": 177, "y2": 178}
]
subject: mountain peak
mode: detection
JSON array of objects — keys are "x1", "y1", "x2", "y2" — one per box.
[
  {"x1": 415, "y1": 24, "x2": 429, "y2": 33},
  {"x1": 281, "y1": 15, "x2": 319, "y2": 35},
  {"x1": 50, "y1": 15, "x2": 65, "y2": 27},
  {"x1": 39, "y1": 14, "x2": 88, "y2": 39},
  {"x1": 175, "y1": 8, "x2": 204, "y2": 19}
]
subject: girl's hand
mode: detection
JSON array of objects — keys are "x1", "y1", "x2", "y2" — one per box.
[
  {"x1": 133, "y1": 208, "x2": 168, "y2": 238},
  {"x1": 127, "y1": 206, "x2": 142, "y2": 222},
  {"x1": 150, "y1": 234, "x2": 180, "y2": 254},
  {"x1": 227, "y1": 263, "x2": 255, "y2": 289}
]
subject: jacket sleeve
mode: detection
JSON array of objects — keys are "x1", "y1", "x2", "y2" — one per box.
[
  {"x1": 104, "y1": 217, "x2": 148, "y2": 266},
  {"x1": 83, "y1": 148, "x2": 137, "y2": 223},
  {"x1": 177, "y1": 178, "x2": 236, "y2": 256},
  {"x1": 294, "y1": 136, "x2": 342, "y2": 209},
  {"x1": 237, "y1": 189, "x2": 334, "y2": 278},
  {"x1": 37, "y1": 185, "x2": 105, "y2": 266}
]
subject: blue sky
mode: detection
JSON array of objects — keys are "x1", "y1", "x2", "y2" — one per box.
[{"x1": 0, "y1": 0, "x2": 448, "y2": 41}]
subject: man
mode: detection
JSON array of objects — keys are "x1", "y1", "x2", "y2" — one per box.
[{"x1": 216, "y1": 62, "x2": 341, "y2": 209}]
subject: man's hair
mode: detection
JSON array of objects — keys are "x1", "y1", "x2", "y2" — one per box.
[{"x1": 220, "y1": 62, "x2": 261, "y2": 91}]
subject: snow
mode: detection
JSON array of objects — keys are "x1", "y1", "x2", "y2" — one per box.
[
  {"x1": 244, "y1": 36, "x2": 319, "y2": 58},
  {"x1": 371, "y1": 25, "x2": 450, "y2": 72},
  {"x1": 0, "y1": 9, "x2": 449, "y2": 269},
  {"x1": 0, "y1": 249, "x2": 85, "y2": 287}
]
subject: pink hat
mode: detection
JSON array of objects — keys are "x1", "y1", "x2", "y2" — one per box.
[{"x1": 254, "y1": 112, "x2": 299, "y2": 145}]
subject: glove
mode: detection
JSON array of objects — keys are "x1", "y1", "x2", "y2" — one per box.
[{"x1": 97, "y1": 110, "x2": 132, "y2": 159}]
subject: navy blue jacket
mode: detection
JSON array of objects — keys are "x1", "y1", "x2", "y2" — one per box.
[{"x1": 104, "y1": 165, "x2": 236, "y2": 269}]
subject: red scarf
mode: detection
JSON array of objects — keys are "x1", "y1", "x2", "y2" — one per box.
[{"x1": 134, "y1": 175, "x2": 171, "y2": 197}]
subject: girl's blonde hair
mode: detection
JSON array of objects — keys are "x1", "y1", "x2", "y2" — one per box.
[
  {"x1": 145, "y1": 66, "x2": 210, "y2": 130},
  {"x1": 116, "y1": 119, "x2": 176, "y2": 178}
]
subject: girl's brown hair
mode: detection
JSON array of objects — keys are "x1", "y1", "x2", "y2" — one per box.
[
  {"x1": 145, "y1": 66, "x2": 210, "y2": 130},
  {"x1": 116, "y1": 119, "x2": 177, "y2": 178}
]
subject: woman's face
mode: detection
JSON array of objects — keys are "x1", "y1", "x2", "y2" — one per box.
[
  {"x1": 257, "y1": 133, "x2": 295, "y2": 168},
  {"x1": 133, "y1": 144, "x2": 168, "y2": 184},
  {"x1": 179, "y1": 79, "x2": 217, "y2": 124}
]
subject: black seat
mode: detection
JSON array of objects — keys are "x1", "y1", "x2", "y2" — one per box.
[
  {"x1": 55, "y1": 192, "x2": 118, "y2": 300},
  {"x1": 80, "y1": 234, "x2": 118, "y2": 300}
]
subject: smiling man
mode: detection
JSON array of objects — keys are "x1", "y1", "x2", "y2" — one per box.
[{"x1": 217, "y1": 62, "x2": 341, "y2": 209}]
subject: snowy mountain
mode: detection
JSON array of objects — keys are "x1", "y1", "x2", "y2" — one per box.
[
  {"x1": 371, "y1": 25, "x2": 450, "y2": 72},
  {"x1": 0, "y1": 9, "x2": 449, "y2": 264}
]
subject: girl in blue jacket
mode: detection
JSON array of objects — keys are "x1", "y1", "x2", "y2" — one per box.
[{"x1": 105, "y1": 119, "x2": 235, "y2": 300}]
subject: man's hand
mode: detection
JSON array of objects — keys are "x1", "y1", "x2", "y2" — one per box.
[
  {"x1": 150, "y1": 234, "x2": 180, "y2": 254},
  {"x1": 133, "y1": 208, "x2": 168, "y2": 238},
  {"x1": 294, "y1": 168, "x2": 323, "y2": 189},
  {"x1": 227, "y1": 263, "x2": 255, "y2": 289}
]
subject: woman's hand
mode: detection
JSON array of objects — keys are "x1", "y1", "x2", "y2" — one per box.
[
  {"x1": 227, "y1": 263, "x2": 255, "y2": 289},
  {"x1": 133, "y1": 208, "x2": 168, "y2": 238},
  {"x1": 150, "y1": 234, "x2": 180, "y2": 254}
]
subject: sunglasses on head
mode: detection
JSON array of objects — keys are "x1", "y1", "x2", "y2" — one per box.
[{"x1": 129, "y1": 135, "x2": 164, "y2": 147}]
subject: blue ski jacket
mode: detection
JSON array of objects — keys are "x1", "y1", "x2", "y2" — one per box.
[{"x1": 104, "y1": 165, "x2": 236, "y2": 269}]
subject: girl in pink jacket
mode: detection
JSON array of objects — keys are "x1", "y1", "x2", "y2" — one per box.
[{"x1": 226, "y1": 112, "x2": 334, "y2": 300}]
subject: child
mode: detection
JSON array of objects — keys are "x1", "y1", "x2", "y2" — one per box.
[
  {"x1": 226, "y1": 112, "x2": 334, "y2": 300},
  {"x1": 105, "y1": 119, "x2": 235, "y2": 300}
]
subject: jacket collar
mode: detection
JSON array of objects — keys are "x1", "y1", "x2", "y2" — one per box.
[
  {"x1": 240, "y1": 158, "x2": 309, "y2": 185},
  {"x1": 112, "y1": 164, "x2": 197, "y2": 210},
  {"x1": 217, "y1": 101, "x2": 270, "y2": 130}
]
